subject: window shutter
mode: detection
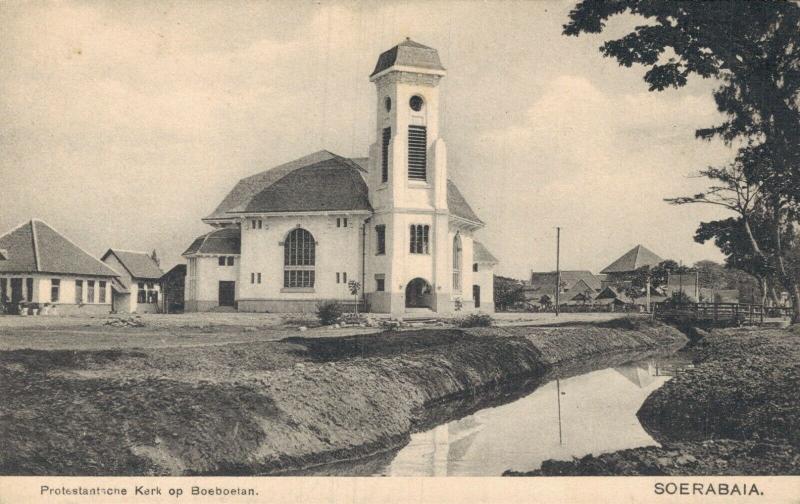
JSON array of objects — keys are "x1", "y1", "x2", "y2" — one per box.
[{"x1": 408, "y1": 125, "x2": 427, "y2": 180}]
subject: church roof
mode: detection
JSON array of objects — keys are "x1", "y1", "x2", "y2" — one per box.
[
  {"x1": 205, "y1": 151, "x2": 369, "y2": 220},
  {"x1": 101, "y1": 249, "x2": 164, "y2": 280},
  {"x1": 183, "y1": 227, "x2": 241, "y2": 256},
  {"x1": 447, "y1": 180, "x2": 483, "y2": 225},
  {"x1": 205, "y1": 150, "x2": 483, "y2": 225},
  {"x1": 473, "y1": 241, "x2": 498, "y2": 264},
  {"x1": 370, "y1": 38, "x2": 446, "y2": 77},
  {"x1": 0, "y1": 219, "x2": 118, "y2": 277},
  {"x1": 600, "y1": 245, "x2": 663, "y2": 274}
]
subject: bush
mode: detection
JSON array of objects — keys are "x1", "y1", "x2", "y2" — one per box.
[
  {"x1": 316, "y1": 301, "x2": 343, "y2": 326},
  {"x1": 456, "y1": 313, "x2": 494, "y2": 327}
]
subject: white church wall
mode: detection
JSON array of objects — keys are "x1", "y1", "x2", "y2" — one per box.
[
  {"x1": 473, "y1": 264, "x2": 496, "y2": 313},
  {"x1": 185, "y1": 255, "x2": 239, "y2": 312},
  {"x1": 237, "y1": 214, "x2": 366, "y2": 312}
]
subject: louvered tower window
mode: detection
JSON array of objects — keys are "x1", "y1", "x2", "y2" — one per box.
[
  {"x1": 381, "y1": 127, "x2": 391, "y2": 183},
  {"x1": 408, "y1": 125, "x2": 427, "y2": 180}
]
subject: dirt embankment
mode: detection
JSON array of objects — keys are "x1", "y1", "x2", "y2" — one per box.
[
  {"x1": 0, "y1": 321, "x2": 685, "y2": 475},
  {"x1": 507, "y1": 326, "x2": 800, "y2": 476}
]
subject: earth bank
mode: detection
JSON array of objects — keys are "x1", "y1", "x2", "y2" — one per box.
[{"x1": 0, "y1": 320, "x2": 685, "y2": 475}]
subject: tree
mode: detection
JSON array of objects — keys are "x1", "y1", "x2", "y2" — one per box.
[
  {"x1": 694, "y1": 216, "x2": 779, "y2": 305},
  {"x1": 693, "y1": 259, "x2": 763, "y2": 304},
  {"x1": 564, "y1": 1, "x2": 800, "y2": 321},
  {"x1": 493, "y1": 275, "x2": 525, "y2": 311},
  {"x1": 347, "y1": 280, "x2": 361, "y2": 316},
  {"x1": 150, "y1": 249, "x2": 160, "y2": 267},
  {"x1": 628, "y1": 259, "x2": 689, "y2": 295}
]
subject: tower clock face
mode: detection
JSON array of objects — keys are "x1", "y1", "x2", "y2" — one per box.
[
  {"x1": 409, "y1": 95, "x2": 424, "y2": 112},
  {"x1": 384, "y1": 97, "x2": 392, "y2": 112}
]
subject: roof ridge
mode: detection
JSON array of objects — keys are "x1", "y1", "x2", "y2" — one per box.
[
  {"x1": 110, "y1": 248, "x2": 151, "y2": 255},
  {"x1": 30, "y1": 220, "x2": 41, "y2": 271}
]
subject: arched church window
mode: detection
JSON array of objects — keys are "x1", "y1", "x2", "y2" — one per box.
[
  {"x1": 452, "y1": 234, "x2": 462, "y2": 292},
  {"x1": 284, "y1": 228, "x2": 315, "y2": 288}
]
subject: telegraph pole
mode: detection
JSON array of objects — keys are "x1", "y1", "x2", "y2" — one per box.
[{"x1": 555, "y1": 227, "x2": 561, "y2": 317}]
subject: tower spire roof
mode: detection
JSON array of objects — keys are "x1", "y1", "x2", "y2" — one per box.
[{"x1": 370, "y1": 38, "x2": 445, "y2": 78}]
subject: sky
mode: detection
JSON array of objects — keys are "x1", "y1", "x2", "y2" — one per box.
[{"x1": 0, "y1": 0, "x2": 738, "y2": 279}]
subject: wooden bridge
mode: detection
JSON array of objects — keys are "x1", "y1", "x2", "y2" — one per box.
[{"x1": 653, "y1": 302, "x2": 767, "y2": 325}]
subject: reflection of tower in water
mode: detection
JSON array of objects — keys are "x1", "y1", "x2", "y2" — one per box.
[{"x1": 424, "y1": 417, "x2": 484, "y2": 476}]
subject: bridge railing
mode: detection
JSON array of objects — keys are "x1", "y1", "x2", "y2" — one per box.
[{"x1": 653, "y1": 302, "x2": 766, "y2": 325}]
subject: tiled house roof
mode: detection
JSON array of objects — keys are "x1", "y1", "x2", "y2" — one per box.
[
  {"x1": 204, "y1": 150, "x2": 483, "y2": 225},
  {"x1": 183, "y1": 227, "x2": 241, "y2": 256},
  {"x1": 529, "y1": 270, "x2": 602, "y2": 292},
  {"x1": 600, "y1": 245, "x2": 663, "y2": 274},
  {"x1": 101, "y1": 249, "x2": 164, "y2": 280},
  {"x1": 370, "y1": 39, "x2": 446, "y2": 77},
  {"x1": 0, "y1": 220, "x2": 118, "y2": 277}
]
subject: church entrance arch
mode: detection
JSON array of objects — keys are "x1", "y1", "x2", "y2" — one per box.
[{"x1": 405, "y1": 278, "x2": 433, "y2": 309}]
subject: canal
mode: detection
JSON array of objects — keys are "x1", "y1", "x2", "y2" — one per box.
[{"x1": 293, "y1": 349, "x2": 692, "y2": 476}]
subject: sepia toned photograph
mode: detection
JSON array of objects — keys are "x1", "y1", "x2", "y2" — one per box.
[{"x1": 1, "y1": 0, "x2": 798, "y2": 496}]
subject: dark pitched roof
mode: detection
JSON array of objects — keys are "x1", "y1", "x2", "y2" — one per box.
[
  {"x1": 183, "y1": 227, "x2": 241, "y2": 256},
  {"x1": 529, "y1": 270, "x2": 602, "y2": 292},
  {"x1": 570, "y1": 278, "x2": 597, "y2": 295},
  {"x1": 370, "y1": 38, "x2": 445, "y2": 77},
  {"x1": 205, "y1": 150, "x2": 483, "y2": 225},
  {"x1": 239, "y1": 158, "x2": 372, "y2": 213},
  {"x1": 600, "y1": 245, "x2": 663, "y2": 274},
  {"x1": 595, "y1": 286, "x2": 634, "y2": 304},
  {"x1": 101, "y1": 249, "x2": 164, "y2": 280},
  {"x1": 161, "y1": 264, "x2": 187, "y2": 280},
  {"x1": 205, "y1": 151, "x2": 371, "y2": 220},
  {"x1": 0, "y1": 220, "x2": 118, "y2": 277},
  {"x1": 473, "y1": 241, "x2": 498, "y2": 264}
]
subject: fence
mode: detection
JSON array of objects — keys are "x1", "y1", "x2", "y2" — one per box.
[{"x1": 653, "y1": 302, "x2": 765, "y2": 325}]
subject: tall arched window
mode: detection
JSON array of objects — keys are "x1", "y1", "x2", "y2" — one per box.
[
  {"x1": 284, "y1": 228, "x2": 315, "y2": 288},
  {"x1": 452, "y1": 234, "x2": 462, "y2": 292}
]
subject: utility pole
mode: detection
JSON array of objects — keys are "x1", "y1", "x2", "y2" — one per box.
[{"x1": 555, "y1": 227, "x2": 561, "y2": 317}]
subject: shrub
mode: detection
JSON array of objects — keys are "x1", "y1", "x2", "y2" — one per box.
[
  {"x1": 456, "y1": 313, "x2": 494, "y2": 328},
  {"x1": 316, "y1": 301, "x2": 343, "y2": 326}
]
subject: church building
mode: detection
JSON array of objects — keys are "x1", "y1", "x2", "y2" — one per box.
[{"x1": 183, "y1": 40, "x2": 497, "y2": 315}]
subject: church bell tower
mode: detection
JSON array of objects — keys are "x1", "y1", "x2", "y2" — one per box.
[
  {"x1": 366, "y1": 39, "x2": 451, "y2": 316},
  {"x1": 368, "y1": 38, "x2": 447, "y2": 210}
]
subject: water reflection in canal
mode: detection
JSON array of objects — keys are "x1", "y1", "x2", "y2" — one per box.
[{"x1": 377, "y1": 355, "x2": 688, "y2": 476}]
